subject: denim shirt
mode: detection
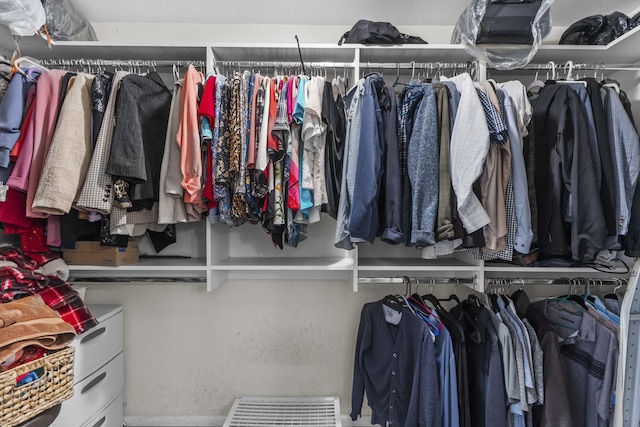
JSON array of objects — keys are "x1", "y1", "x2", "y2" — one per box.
[
  {"x1": 335, "y1": 79, "x2": 365, "y2": 249},
  {"x1": 349, "y1": 74, "x2": 385, "y2": 245},
  {"x1": 499, "y1": 89, "x2": 534, "y2": 254}
]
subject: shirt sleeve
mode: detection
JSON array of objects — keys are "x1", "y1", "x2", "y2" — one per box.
[
  {"x1": 448, "y1": 74, "x2": 491, "y2": 233},
  {"x1": 350, "y1": 305, "x2": 370, "y2": 421}
]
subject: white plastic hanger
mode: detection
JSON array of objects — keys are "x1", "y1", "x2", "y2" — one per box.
[
  {"x1": 12, "y1": 56, "x2": 48, "y2": 71},
  {"x1": 556, "y1": 60, "x2": 587, "y2": 87}
]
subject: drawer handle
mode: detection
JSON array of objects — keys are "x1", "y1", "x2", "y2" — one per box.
[
  {"x1": 81, "y1": 372, "x2": 107, "y2": 394},
  {"x1": 80, "y1": 326, "x2": 107, "y2": 344},
  {"x1": 91, "y1": 416, "x2": 106, "y2": 427}
]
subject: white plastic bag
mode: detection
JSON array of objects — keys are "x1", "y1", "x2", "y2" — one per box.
[
  {"x1": 0, "y1": 0, "x2": 46, "y2": 36},
  {"x1": 452, "y1": 0, "x2": 555, "y2": 70}
]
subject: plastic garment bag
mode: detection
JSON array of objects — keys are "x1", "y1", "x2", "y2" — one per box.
[
  {"x1": 41, "y1": 0, "x2": 97, "y2": 41},
  {"x1": 451, "y1": 0, "x2": 555, "y2": 70},
  {"x1": 0, "y1": 0, "x2": 46, "y2": 37}
]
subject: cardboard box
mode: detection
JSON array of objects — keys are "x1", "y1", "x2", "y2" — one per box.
[
  {"x1": 63, "y1": 241, "x2": 139, "y2": 267},
  {"x1": 66, "y1": 241, "x2": 138, "y2": 252}
]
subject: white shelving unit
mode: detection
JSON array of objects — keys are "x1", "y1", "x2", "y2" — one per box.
[{"x1": 1, "y1": 35, "x2": 639, "y2": 292}]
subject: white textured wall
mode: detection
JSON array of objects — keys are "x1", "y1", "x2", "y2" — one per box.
[{"x1": 81, "y1": 280, "x2": 414, "y2": 421}]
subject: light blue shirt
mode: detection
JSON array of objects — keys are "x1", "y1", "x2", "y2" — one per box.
[
  {"x1": 590, "y1": 295, "x2": 620, "y2": 326},
  {"x1": 498, "y1": 298, "x2": 534, "y2": 391},
  {"x1": 499, "y1": 89, "x2": 533, "y2": 254}
]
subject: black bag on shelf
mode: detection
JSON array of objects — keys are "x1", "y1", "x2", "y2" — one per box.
[
  {"x1": 338, "y1": 19, "x2": 427, "y2": 45},
  {"x1": 560, "y1": 11, "x2": 631, "y2": 45},
  {"x1": 476, "y1": 0, "x2": 550, "y2": 44}
]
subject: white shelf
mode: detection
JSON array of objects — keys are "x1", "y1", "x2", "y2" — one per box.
[
  {"x1": 358, "y1": 44, "x2": 474, "y2": 63},
  {"x1": 211, "y1": 257, "x2": 354, "y2": 271},
  {"x1": 68, "y1": 256, "x2": 207, "y2": 271},
  {"x1": 0, "y1": 37, "x2": 207, "y2": 61},
  {"x1": 67, "y1": 257, "x2": 208, "y2": 281},
  {"x1": 209, "y1": 43, "x2": 357, "y2": 63},
  {"x1": 358, "y1": 257, "x2": 478, "y2": 271},
  {"x1": 534, "y1": 25, "x2": 640, "y2": 65}
]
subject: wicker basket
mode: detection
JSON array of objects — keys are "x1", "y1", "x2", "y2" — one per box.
[{"x1": 0, "y1": 347, "x2": 74, "y2": 427}]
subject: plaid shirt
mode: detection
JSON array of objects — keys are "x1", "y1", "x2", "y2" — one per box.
[
  {"x1": 0, "y1": 247, "x2": 97, "y2": 334},
  {"x1": 476, "y1": 89, "x2": 508, "y2": 146}
]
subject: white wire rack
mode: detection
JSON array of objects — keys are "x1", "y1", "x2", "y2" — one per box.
[{"x1": 223, "y1": 396, "x2": 341, "y2": 427}]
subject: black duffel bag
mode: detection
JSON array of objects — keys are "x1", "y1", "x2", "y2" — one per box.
[
  {"x1": 338, "y1": 19, "x2": 427, "y2": 45},
  {"x1": 560, "y1": 11, "x2": 631, "y2": 45}
]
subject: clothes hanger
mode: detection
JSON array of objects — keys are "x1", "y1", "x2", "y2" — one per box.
[
  {"x1": 408, "y1": 294, "x2": 442, "y2": 334},
  {"x1": 382, "y1": 294, "x2": 403, "y2": 313},
  {"x1": 556, "y1": 279, "x2": 587, "y2": 311},
  {"x1": 7, "y1": 52, "x2": 39, "y2": 84},
  {"x1": 601, "y1": 63, "x2": 621, "y2": 94},
  {"x1": 566, "y1": 278, "x2": 588, "y2": 310},
  {"x1": 555, "y1": 60, "x2": 587, "y2": 87},
  {"x1": 420, "y1": 279, "x2": 444, "y2": 310},
  {"x1": 605, "y1": 278, "x2": 625, "y2": 300},
  {"x1": 13, "y1": 56, "x2": 48, "y2": 71},
  {"x1": 439, "y1": 293, "x2": 461, "y2": 304},
  {"x1": 526, "y1": 65, "x2": 545, "y2": 93},
  {"x1": 382, "y1": 276, "x2": 412, "y2": 314},
  {"x1": 392, "y1": 63, "x2": 402, "y2": 87},
  {"x1": 408, "y1": 280, "x2": 440, "y2": 329}
]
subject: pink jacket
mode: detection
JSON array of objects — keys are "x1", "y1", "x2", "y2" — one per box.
[{"x1": 22, "y1": 69, "x2": 67, "y2": 219}]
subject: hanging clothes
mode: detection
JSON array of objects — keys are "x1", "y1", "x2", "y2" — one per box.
[
  {"x1": 530, "y1": 84, "x2": 607, "y2": 263},
  {"x1": 106, "y1": 72, "x2": 172, "y2": 210},
  {"x1": 321, "y1": 80, "x2": 346, "y2": 220},
  {"x1": 76, "y1": 70, "x2": 130, "y2": 214},
  {"x1": 177, "y1": 64, "x2": 206, "y2": 219},
  {"x1": 351, "y1": 298, "x2": 442, "y2": 427},
  {"x1": 32, "y1": 72, "x2": 94, "y2": 215},
  {"x1": 158, "y1": 78, "x2": 190, "y2": 225},
  {"x1": 450, "y1": 298, "x2": 508, "y2": 427}
]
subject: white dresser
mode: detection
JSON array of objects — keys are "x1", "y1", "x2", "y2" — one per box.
[{"x1": 50, "y1": 305, "x2": 124, "y2": 427}]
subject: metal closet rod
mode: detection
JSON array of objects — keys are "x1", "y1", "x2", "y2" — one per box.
[
  {"x1": 212, "y1": 60, "x2": 354, "y2": 68},
  {"x1": 508, "y1": 62, "x2": 640, "y2": 72},
  {"x1": 212, "y1": 60, "x2": 476, "y2": 69},
  {"x1": 487, "y1": 277, "x2": 628, "y2": 286},
  {"x1": 37, "y1": 58, "x2": 205, "y2": 67},
  {"x1": 359, "y1": 61, "x2": 477, "y2": 69},
  {"x1": 358, "y1": 276, "x2": 475, "y2": 285}
]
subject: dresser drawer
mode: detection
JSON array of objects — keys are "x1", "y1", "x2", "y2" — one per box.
[
  {"x1": 71, "y1": 309, "x2": 123, "y2": 383},
  {"x1": 51, "y1": 351, "x2": 124, "y2": 427},
  {"x1": 82, "y1": 392, "x2": 123, "y2": 427}
]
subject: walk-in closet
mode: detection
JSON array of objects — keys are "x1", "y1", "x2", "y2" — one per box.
[{"x1": 1, "y1": 0, "x2": 640, "y2": 426}]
